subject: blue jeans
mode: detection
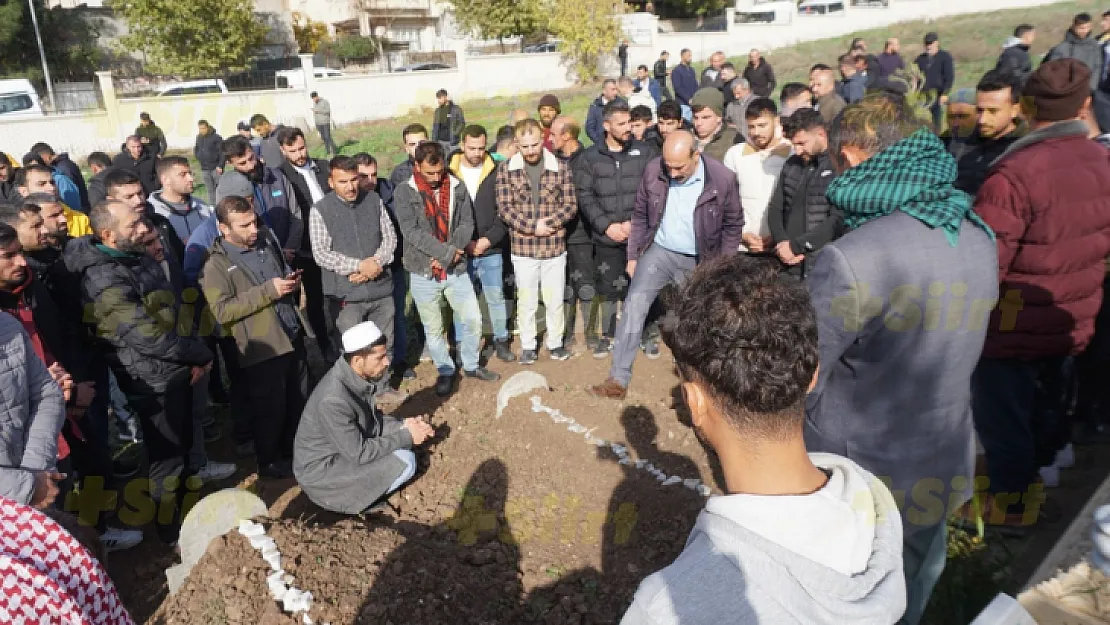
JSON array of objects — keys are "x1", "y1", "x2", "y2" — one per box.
[
  {"x1": 410, "y1": 271, "x2": 482, "y2": 375},
  {"x1": 387, "y1": 449, "x2": 416, "y2": 494},
  {"x1": 467, "y1": 254, "x2": 509, "y2": 341}
]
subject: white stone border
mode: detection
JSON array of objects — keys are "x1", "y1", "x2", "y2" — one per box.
[
  {"x1": 237, "y1": 519, "x2": 326, "y2": 625},
  {"x1": 529, "y1": 396, "x2": 713, "y2": 498}
]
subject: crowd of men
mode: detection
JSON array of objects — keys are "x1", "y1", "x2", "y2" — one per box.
[{"x1": 3, "y1": 11, "x2": 1110, "y2": 624}]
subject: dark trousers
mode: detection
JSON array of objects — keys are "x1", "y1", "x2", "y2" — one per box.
[
  {"x1": 241, "y1": 337, "x2": 309, "y2": 468},
  {"x1": 61, "y1": 366, "x2": 115, "y2": 532},
  {"x1": 929, "y1": 101, "x2": 943, "y2": 132},
  {"x1": 129, "y1": 382, "x2": 195, "y2": 543},
  {"x1": 973, "y1": 356, "x2": 1071, "y2": 498},
  {"x1": 565, "y1": 242, "x2": 599, "y2": 343},
  {"x1": 317, "y1": 124, "x2": 337, "y2": 156},
  {"x1": 1077, "y1": 275, "x2": 1110, "y2": 428},
  {"x1": 294, "y1": 257, "x2": 334, "y2": 358}
]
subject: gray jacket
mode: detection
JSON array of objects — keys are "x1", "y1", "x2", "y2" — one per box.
[
  {"x1": 1046, "y1": 30, "x2": 1104, "y2": 91},
  {"x1": 312, "y1": 98, "x2": 332, "y2": 127},
  {"x1": 622, "y1": 454, "x2": 906, "y2": 625},
  {"x1": 392, "y1": 175, "x2": 474, "y2": 279},
  {"x1": 0, "y1": 313, "x2": 65, "y2": 505},
  {"x1": 805, "y1": 210, "x2": 998, "y2": 536},
  {"x1": 293, "y1": 358, "x2": 412, "y2": 514}
]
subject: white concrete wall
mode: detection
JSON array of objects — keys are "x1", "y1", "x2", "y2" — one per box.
[{"x1": 0, "y1": 0, "x2": 1066, "y2": 158}]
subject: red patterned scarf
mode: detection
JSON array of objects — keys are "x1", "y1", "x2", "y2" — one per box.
[{"x1": 414, "y1": 170, "x2": 451, "y2": 280}]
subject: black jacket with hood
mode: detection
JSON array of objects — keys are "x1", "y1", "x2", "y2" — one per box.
[
  {"x1": 112, "y1": 146, "x2": 160, "y2": 195},
  {"x1": 448, "y1": 151, "x2": 507, "y2": 256},
  {"x1": 64, "y1": 236, "x2": 212, "y2": 396},
  {"x1": 194, "y1": 130, "x2": 225, "y2": 171},
  {"x1": 573, "y1": 139, "x2": 659, "y2": 247}
]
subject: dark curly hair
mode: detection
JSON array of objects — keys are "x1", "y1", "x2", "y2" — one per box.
[{"x1": 662, "y1": 255, "x2": 818, "y2": 436}]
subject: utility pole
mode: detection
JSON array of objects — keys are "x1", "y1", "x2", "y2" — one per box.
[{"x1": 26, "y1": 0, "x2": 56, "y2": 110}]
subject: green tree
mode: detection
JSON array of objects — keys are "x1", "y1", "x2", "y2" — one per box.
[
  {"x1": 0, "y1": 0, "x2": 101, "y2": 80},
  {"x1": 549, "y1": 0, "x2": 624, "y2": 83},
  {"x1": 446, "y1": 0, "x2": 547, "y2": 52},
  {"x1": 292, "y1": 12, "x2": 329, "y2": 53},
  {"x1": 109, "y1": 0, "x2": 268, "y2": 76}
]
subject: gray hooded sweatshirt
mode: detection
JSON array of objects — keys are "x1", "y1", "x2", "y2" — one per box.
[{"x1": 621, "y1": 453, "x2": 906, "y2": 625}]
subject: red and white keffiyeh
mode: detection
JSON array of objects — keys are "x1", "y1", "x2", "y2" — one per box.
[{"x1": 0, "y1": 497, "x2": 134, "y2": 624}]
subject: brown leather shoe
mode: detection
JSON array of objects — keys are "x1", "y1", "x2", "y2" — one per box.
[{"x1": 588, "y1": 378, "x2": 627, "y2": 400}]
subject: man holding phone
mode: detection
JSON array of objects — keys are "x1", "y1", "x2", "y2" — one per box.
[{"x1": 198, "y1": 196, "x2": 310, "y2": 479}]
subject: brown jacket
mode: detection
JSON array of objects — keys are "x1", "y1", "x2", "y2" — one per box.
[
  {"x1": 198, "y1": 230, "x2": 306, "y2": 368},
  {"x1": 495, "y1": 150, "x2": 577, "y2": 259}
]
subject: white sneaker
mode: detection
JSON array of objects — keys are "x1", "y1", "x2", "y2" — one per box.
[
  {"x1": 196, "y1": 460, "x2": 237, "y2": 483},
  {"x1": 1039, "y1": 465, "x2": 1060, "y2": 488},
  {"x1": 100, "y1": 527, "x2": 144, "y2": 552},
  {"x1": 1054, "y1": 443, "x2": 1075, "y2": 469}
]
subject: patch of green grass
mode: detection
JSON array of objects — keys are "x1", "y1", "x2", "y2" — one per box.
[{"x1": 289, "y1": 0, "x2": 1097, "y2": 172}]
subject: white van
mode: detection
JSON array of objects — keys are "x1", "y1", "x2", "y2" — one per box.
[
  {"x1": 0, "y1": 79, "x2": 44, "y2": 118},
  {"x1": 275, "y1": 68, "x2": 345, "y2": 89}
]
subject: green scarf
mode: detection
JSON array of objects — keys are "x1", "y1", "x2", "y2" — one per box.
[{"x1": 825, "y1": 129, "x2": 994, "y2": 246}]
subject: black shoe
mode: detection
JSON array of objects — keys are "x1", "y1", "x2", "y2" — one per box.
[
  {"x1": 203, "y1": 424, "x2": 221, "y2": 443},
  {"x1": 550, "y1": 347, "x2": 571, "y2": 361},
  {"x1": 435, "y1": 374, "x2": 454, "y2": 397},
  {"x1": 641, "y1": 339, "x2": 661, "y2": 360},
  {"x1": 592, "y1": 338, "x2": 612, "y2": 359},
  {"x1": 260, "y1": 460, "x2": 294, "y2": 479},
  {"x1": 520, "y1": 350, "x2": 538, "y2": 365},
  {"x1": 402, "y1": 368, "x2": 417, "y2": 380},
  {"x1": 464, "y1": 367, "x2": 501, "y2": 382},
  {"x1": 495, "y1": 339, "x2": 516, "y2": 362},
  {"x1": 585, "y1": 336, "x2": 601, "y2": 352}
]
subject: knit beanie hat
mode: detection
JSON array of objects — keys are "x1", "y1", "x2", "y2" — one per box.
[
  {"x1": 690, "y1": 87, "x2": 725, "y2": 116},
  {"x1": 1023, "y1": 58, "x2": 1091, "y2": 121},
  {"x1": 949, "y1": 88, "x2": 976, "y2": 106},
  {"x1": 538, "y1": 94, "x2": 562, "y2": 113}
]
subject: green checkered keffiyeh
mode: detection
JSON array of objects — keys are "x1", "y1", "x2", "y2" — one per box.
[{"x1": 825, "y1": 129, "x2": 994, "y2": 246}]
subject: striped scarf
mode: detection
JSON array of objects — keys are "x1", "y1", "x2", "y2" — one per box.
[
  {"x1": 414, "y1": 171, "x2": 451, "y2": 280},
  {"x1": 825, "y1": 129, "x2": 994, "y2": 246}
]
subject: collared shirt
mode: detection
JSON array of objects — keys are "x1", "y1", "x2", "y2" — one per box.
[
  {"x1": 308, "y1": 194, "x2": 396, "y2": 275},
  {"x1": 654, "y1": 158, "x2": 705, "y2": 255},
  {"x1": 291, "y1": 161, "x2": 326, "y2": 204}
]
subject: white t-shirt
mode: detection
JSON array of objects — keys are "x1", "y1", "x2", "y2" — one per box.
[
  {"x1": 458, "y1": 163, "x2": 483, "y2": 201},
  {"x1": 292, "y1": 162, "x2": 326, "y2": 204}
]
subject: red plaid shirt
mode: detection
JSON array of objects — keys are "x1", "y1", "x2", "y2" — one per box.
[{"x1": 495, "y1": 150, "x2": 577, "y2": 259}]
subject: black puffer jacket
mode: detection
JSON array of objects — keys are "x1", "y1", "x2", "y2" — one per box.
[
  {"x1": 953, "y1": 123, "x2": 1027, "y2": 196},
  {"x1": 573, "y1": 139, "x2": 659, "y2": 247},
  {"x1": 64, "y1": 236, "x2": 212, "y2": 396},
  {"x1": 767, "y1": 151, "x2": 843, "y2": 278},
  {"x1": 558, "y1": 145, "x2": 591, "y2": 246}
]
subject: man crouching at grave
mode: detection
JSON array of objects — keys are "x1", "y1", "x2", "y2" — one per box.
[
  {"x1": 621, "y1": 256, "x2": 906, "y2": 624},
  {"x1": 293, "y1": 321, "x2": 434, "y2": 514}
]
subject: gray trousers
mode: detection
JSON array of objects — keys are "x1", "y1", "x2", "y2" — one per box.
[
  {"x1": 201, "y1": 169, "x2": 220, "y2": 204},
  {"x1": 898, "y1": 522, "x2": 948, "y2": 625},
  {"x1": 609, "y1": 244, "x2": 696, "y2": 386},
  {"x1": 317, "y1": 124, "x2": 337, "y2": 156},
  {"x1": 329, "y1": 296, "x2": 396, "y2": 357}
]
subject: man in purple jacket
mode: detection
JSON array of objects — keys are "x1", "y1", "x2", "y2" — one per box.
[{"x1": 589, "y1": 130, "x2": 743, "y2": 399}]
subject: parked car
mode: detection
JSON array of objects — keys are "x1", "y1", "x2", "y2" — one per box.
[
  {"x1": 0, "y1": 79, "x2": 44, "y2": 117},
  {"x1": 797, "y1": 0, "x2": 846, "y2": 13},
  {"x1": 392, "y1": 63, "x2": 452, "y2": 72},
  {"x1": 275, "y1": 68, "x2": 345, "y2": 89},
  {"x1": 156, "y1": 79, "x2": 229, "y2": 96},
  {"x1": 524, "y1": 42, "x2": 560, "y2": 53}
]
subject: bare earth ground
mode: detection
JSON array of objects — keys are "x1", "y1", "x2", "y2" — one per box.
[{"x1": 104, "y1": 339, "x2": 1110, "y2": 624}]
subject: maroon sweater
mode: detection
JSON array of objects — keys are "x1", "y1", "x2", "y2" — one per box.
[{"x1": 974, "y1": 122, "x2": 1110, "y2": 359}]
